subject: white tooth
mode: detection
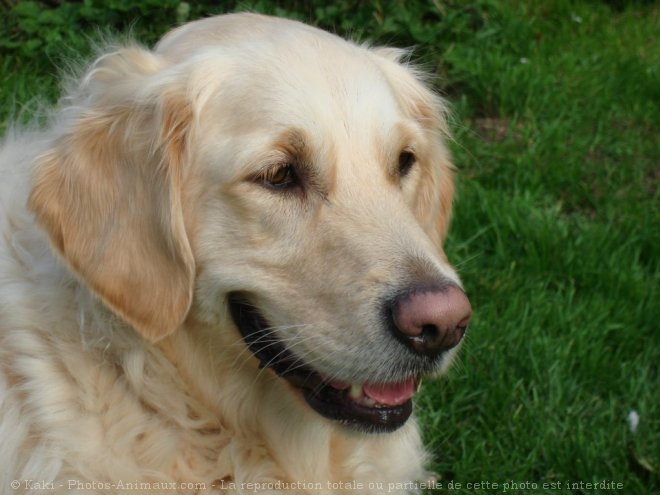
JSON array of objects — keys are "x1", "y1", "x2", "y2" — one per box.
[{"x1": 349, "y1": 384, "x2": 363, "y2": 400}]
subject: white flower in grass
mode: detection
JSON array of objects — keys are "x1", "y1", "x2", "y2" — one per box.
[{"x1": 627, "y1": 410, "x2": 639, "y2": 434}]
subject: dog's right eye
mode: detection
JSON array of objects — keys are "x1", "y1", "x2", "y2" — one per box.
[
  {"x1": 260, "y1": 164, "x2": 300, "y2": 191},
  {"x1": 398, "y1": 151, "x2": 416, "y2": 178}
]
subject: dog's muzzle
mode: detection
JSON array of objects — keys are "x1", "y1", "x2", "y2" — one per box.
[{"x1": 228, "y1": 286, "x2": 471, "y2": 433}]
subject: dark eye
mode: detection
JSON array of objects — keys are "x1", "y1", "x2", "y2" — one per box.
[
  {"x1": 398, "y1": 151, "x2": 416, "y2": 178},
  {"x1": 261, "y1": 164, "x2": 299, "y2": 190}
]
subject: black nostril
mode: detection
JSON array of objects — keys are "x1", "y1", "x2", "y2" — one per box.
[
  {"x1": 399, "y1": 324, "x2": 464, "y2": 357},
  {"x1": 421, "y1": 324, "x2": 437, "y2": 340},
  {"x1": 407, "y1": 324, "x2": 455, "y2": 357},
  {"x1": 421, "y1": 324, "x2": 443, "y2": 350}
]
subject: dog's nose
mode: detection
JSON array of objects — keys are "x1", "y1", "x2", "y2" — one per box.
[{"x1": 391, "y1": 285, "x2": 471, "y2": 357}]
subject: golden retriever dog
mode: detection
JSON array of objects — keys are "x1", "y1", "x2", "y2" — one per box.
[{"x1": 0, "y1": 13, "x2": 471, "y2": 494}]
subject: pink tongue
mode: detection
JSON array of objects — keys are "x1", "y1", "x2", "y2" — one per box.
[{"x1": 363, "y1": 379, "x2": 416, "y2": 406}]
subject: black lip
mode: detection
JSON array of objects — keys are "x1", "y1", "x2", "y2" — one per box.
[
  {"x1": 302, "y1": 385, "x2": 412, "y2": 433},
  {"x1": 228, "y1": 294, "x2": 413, "y2": 433}
]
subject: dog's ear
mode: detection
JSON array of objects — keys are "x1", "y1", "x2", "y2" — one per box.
[
  {"x1": 369, "y1": 47, "x2": 455, "y2": 248},
  {"x1": 28, "y1": 46, "x2": 195, "y2": 341}
]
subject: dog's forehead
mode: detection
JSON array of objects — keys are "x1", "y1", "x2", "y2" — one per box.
[
  {"x1": 192, "y1": 56, "x2": 405, "y2": 184},
  {"x1": 160, "y1": 13, "x2": 404, "y2": 130},
  {"x1": 193, "y1": 45, "x2": 402, "y2": 146},
  {"x1": 157, "y1": 13, "x2": 352, "y2": 62},
  {"x1": 169, "y1": 14, "x2": 419, "y2": 182}
]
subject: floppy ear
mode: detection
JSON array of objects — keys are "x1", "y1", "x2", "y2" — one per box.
[
  {"x1": 28, "y1": 46, "x2": 195, "y2": 341},
  {"x1": 369, "y1": 47, "x2": 455, "y2": 247}
]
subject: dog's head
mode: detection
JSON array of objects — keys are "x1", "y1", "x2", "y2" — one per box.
[{"x1": 29, "y1": 14, "x2": 470, "y2": 433}]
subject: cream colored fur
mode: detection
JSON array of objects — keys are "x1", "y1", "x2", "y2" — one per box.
[{"x1": 0, "y1": 14, "x2": 461, "y2": 494}]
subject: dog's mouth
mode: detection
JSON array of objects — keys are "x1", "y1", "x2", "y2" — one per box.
[{"x1": 228, "y1": 294, "x2": 418, "y2": 433}]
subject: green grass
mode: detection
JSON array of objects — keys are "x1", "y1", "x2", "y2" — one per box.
[{"x1": 2, "y1": 1, "x2": 658, "y2": 493}]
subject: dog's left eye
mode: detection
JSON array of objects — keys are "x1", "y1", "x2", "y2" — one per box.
[
  {"x1": 261, "y1": 164, "x2": 299, "y2": 190},
  {"x1": 398, "y1": 151, "x2": 416, "y2": 178}
]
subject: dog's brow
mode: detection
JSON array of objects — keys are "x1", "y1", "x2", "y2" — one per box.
[
  {"x1": 273, "y1": 128, "x2": 308, "y2": 158},
  {"x1": 271, "y1": 128, "x2": 334, "y2": 196}
]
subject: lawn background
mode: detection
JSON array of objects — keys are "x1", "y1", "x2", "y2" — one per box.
[{"x1": 1, "y1": 1, "x2": 657, "y2": 494}]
